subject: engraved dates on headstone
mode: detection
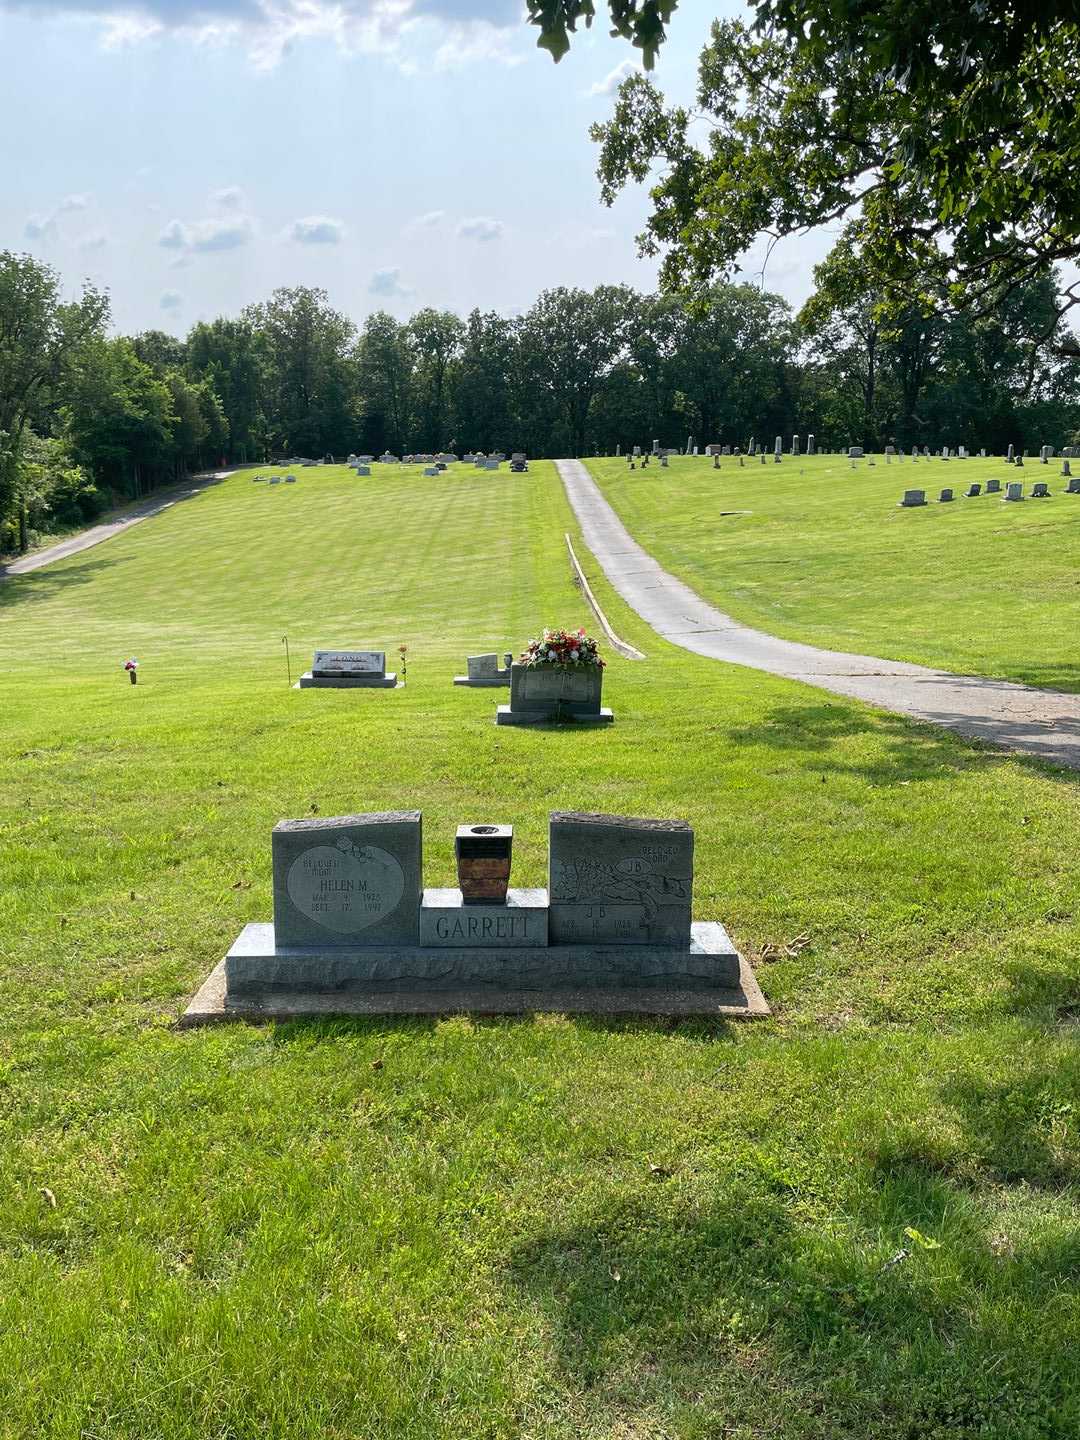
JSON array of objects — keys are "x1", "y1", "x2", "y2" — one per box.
[
  {"x1": 272, "y1": 812, "x2": 422, "y2": 947},
  {"x1": 548, "y1": 812, "x2": 693, "y2": 948}
]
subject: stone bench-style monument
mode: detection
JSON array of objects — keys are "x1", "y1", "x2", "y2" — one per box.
[
  {"x1": 454, "y1": 652, "x2": 513, "y2": 687},
  {"x1": 297, "y1": 650, "x2": 399, "y2": 689},
  {"x1": 181, "y1": 809, "x2": 769, "y2": 1022}
]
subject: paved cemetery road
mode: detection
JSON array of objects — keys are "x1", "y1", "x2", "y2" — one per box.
[
  {"x1": 0, "y1": 471, "x2": 233, "y2": 580},
  {"x1": 558, "y1": 459, "x2": 1080, "y2": 770}
]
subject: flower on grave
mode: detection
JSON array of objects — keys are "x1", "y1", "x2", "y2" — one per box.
[
  {"x1": 123, "y1": 659, "x2": 138, "y2": 671},
  {"x1": 518, "y1": 627, "x2": 605, "y2": 669}
]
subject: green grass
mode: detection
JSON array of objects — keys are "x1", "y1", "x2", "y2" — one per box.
[
  {"x1": 586, "y1": 453, "x2": 1080, "y2": 691},
  {"x1": 1, "y1": 461, "x2": 1078, "y2": 1439}
]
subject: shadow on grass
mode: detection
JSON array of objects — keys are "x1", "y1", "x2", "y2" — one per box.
[
  {"x1": 0, "y1": 555, "x2": 128, "y2": 608},
  {"x1": 508, "y1": 1156, "x2": 1075, "y2": 1435},
  {"x1": 265, "y1": 1012, "x2": 744, "y2": 1048},
  {"x1": 725, "y1": 701, "x2": 1080, "y2": 785}
]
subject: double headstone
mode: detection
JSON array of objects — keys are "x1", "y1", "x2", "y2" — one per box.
[{"x1": 298, "y1": 650, "x2": 398, "y2": 689}]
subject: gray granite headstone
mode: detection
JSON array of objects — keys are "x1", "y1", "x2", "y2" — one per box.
[
  {"x1": 939, "y1": 488, "x2": 954, "y2": 502},
  {"x1": 1032, "y1": 481, "x2": 1050, "y2": 497},
  {"x1": 272, "y1": 812, "x2": 422, "y2": 947},
  {"x1": 1004, "y1": 481, "x2": 1024, "y2": 501},
  {"x1": 986, "y1": 478, "x2": 1001, "y2": 493},
  {"x1": 548, "y1": 812, "x2": 693, "y2": 948},
  {"x1": 467, "y1": 652, "x2": 500, "y2": 679},
  {"x1": 964, "y1": 482, "x2": 981, "y2": 497},
  {"x1": 900, "y1": 489, "x2": 927, "y2": 507}
]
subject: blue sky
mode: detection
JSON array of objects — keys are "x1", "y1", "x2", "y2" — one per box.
[{"x1": 0, "y1": 0, "x2": 831, "y2": 335}]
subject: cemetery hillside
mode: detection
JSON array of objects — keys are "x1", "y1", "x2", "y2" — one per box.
[
  {"x1": 4, "y1": 0, "x2": 1080, "y2": 1432},
  {"x1": 1, "y1": 458, "x2": 1079, "y2": 1436}
]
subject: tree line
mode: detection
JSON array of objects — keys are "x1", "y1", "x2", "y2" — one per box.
[{"x1": 3, "y1": 246, "x2": 1079, "y2": 553}]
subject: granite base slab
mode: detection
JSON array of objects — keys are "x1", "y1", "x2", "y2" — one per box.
[
  {"x1": 221, "y1": 921, "x2": 738, "y2": 994},
  {"x1": 453, "y1": 675, "x2": 511, "y2": 687},
  {"x1": 296, "y1": 671, "x2": 399, "y2": 689},
  {"x1": 179, "y1": 952, "x2": 769, "y2": 1025},
  {"x1": 496, "y1": 705, "x2": 614, "y2": 726}
]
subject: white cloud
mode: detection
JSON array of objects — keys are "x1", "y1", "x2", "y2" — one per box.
[
  {"x1": 368, "y1": 266, "x2": 414, "y2": 299},
  {"x1": 587, "y1": 60, "x2": 639, "y2": 97},
  {"x1": 158, "y1": 214, "x2": 254, "y2": 253},
  {"x1": 59, "y1": 193, "x2": 91, "y2": 212},
  {"x1": 285, "y1": 215, "x2": 345, "y2": 245},
  {"x1": 160, "y1": 289, "x2": 184, "y2": 310},
  {"x1": 213, "y1": 185, "x2": 245, "y2": 209},
  {"x1": 24, "y1": 214, "x2": 57, "y2": 242},
  {"x1": 404, "y1": 209, "x2": 444, "y2": 235},
  {"x1": 0, "y1": 1, "x2": 528, "y2": 73},
  {"x1": 457, "y1": 215, "x2": 503, "y2": 242}
]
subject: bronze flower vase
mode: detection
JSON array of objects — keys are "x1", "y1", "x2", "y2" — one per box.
[{"x1": 455, "y1": 824, "x2": 513, "y2": 904}]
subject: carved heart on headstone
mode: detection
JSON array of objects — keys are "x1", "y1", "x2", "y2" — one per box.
[{"x1": 286, "y1": 843, "x2": 405, "y2": 934}]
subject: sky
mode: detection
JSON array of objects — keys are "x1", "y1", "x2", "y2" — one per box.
[{"x1": 0, "y1": 0, "x2": 835, "y2": 336}]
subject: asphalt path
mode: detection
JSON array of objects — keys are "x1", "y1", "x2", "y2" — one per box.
[{"x1": 557, "y1": 458, "x2": 1080, "y2": 770}]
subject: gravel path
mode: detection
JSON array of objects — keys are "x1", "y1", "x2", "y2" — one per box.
[
  {"x1": 558, "y1": 458, "x2": 1080, "y2": 770},
  {"x1": 0, "y1": 472, "x2": 231, "y2": 579}
]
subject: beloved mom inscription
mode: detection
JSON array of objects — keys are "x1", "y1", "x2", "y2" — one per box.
[
  {"x1": 272, "y1": 812, "x2": 422, "y2": 947},
  {"x1": 286, "y1": 842, "x2": 405, "y2": 934}
]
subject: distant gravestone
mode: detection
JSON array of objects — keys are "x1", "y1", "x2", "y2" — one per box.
[
  {"x1": 939, "y1": 488, "x2": 954, "y2": 502},
  {"x1": 964, "y1": 482, "x2": 982, "y2": 497},
  {"x1": 548, "y1": 812, "x2": 693, "y2": 948},
  {"x1": 1066, "y1": 476, "x2": 1080, "y2": 493},
  {"x1": 899, "y1": 489, "x2": 927, "y2": 507},
  {"x1": 271, "y1": 812, "x2": 422, "y2": 950},
  {"x1": 1004, "y1": 481, "x2": 1024, "y2": 501},
  {"x1": 774, "y1": 435, "x2": 782, "y2": 457},
  {"x1": 791, "y1": 434, "x2": 800, "y2": 455},
  {"x1": 1063, "y1": 460, "x2": 1073, "y2": 477},
  {"x1": 356, "y1": 465, "x2": 371, "y2": 476},
  {"x1": 986, "y1": 478, "x2": 1001, "y2": 494},
  {"x1": 1007, "y1": 444, "x2": 1015, "y2": 463},
  {"x1": 807, "y1": 434, "x2": 815, "y2": 455},
  {"x1": 1032, "y1": 481, "x2": 1050, "y2": 498},
  {"x1": 298, "y1": 650, "x2": 398, "y2": 689},
  {"x1": 423, "y1": 466, "x2": 439, "y2": 476},
  {"x1": 1040, "y1": 445, "x2": 1053, "y2": 463},
  {"x1": 848, "y1": 446, "x2": 864, "y2": 459},
  {"x1": 1015, "y1": 454, "x2": 1025, "y2": 468}
]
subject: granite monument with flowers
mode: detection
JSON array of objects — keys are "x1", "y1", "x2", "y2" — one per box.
[{"x1": 497, "y1": 627, "x2": 613, "y2": 725}]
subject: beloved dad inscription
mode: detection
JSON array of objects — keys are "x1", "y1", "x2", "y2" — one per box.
[{"x1": 272, "y1": 812, "x2": 422, "y2": 947}]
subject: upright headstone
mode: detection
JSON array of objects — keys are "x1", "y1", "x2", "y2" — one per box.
[
  {"x1": 271, "y1": 812, "x2": 422, "y2": 949},
  {"x1": 1004, "y1": 481, "x2": 1024, "y2": 501},
  {"x1": 791, "y1": 434, "x2": 800, "y2": 455},
  {"x1": 848, "y1": 446, "x2": 864, "y2": 459},
  {"x1": 1032, "y1": 481, "x2": 1050, "y2": 498},
  {"x1": 986, "y1": 478, "x2": 1001, "y2": 494},
  {"x1": 807, "y1": 434, "x2": 815, "y2": 455},
  {"x1": 548, "y1": 812, "x2": 693, "y2": 948},
  {"x1": 964, "y1": 482, "x2": 981, "y2": 497},
  {"x1": 299, "y1": 650, "x2": 398, "y2": 689},
  {"x1": 899, "y1": 489, "x2": 927, "y2": 507},
  {"x1": 1007, "y1": 444, "x2": 1015, "y2": 463},
  {"x1": 774, "y1": 435, "x2": 782, "y2": 458},
  {"x1": 939, "y1": 488, "x2": 954, "y2": 502}
]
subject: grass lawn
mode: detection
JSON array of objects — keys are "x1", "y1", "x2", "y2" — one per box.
[
  {"x1": 585, "y1": 453, "x2": 1080, "y2": 692},
  {"x1": 1, "y1": 460, "x2": 1078, "y2": 1439}
]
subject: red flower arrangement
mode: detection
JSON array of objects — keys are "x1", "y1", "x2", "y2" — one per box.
[{"x1": 519, "y1": 627, "x2": 605, "y2": 669}]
